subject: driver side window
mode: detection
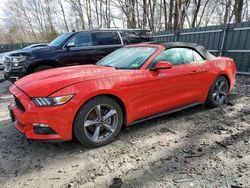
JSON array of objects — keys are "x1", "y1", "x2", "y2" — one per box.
[
  {"x1": 151, "y1": 47, "x2": 203, "y2": 67},
  {"x1": 67, "y1": 33, "x2": 92, "y2": 47},
  {"x1": 151, "y1": 48, "x2": 184, "y2": 67}
]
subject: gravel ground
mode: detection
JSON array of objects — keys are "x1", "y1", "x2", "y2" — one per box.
[{"x1": 0, "y1": 73, "x2": 249, "y2": 188}]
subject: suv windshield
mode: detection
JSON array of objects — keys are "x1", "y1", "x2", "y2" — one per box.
[
  {"x1": 97, "y1": 47, "x2": 156, "y2": 69},
  {"x1": 48, "y1": 32, "x2": 73, "y2": 47}
]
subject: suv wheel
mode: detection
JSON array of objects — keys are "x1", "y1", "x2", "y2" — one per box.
[{"x1": 33, "y1": 65, "x2": 53, "y2": 73}]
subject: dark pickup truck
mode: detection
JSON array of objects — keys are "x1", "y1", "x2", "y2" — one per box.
[{"x1": 4, "y1": 29, "x2": 153, "y2": 81}]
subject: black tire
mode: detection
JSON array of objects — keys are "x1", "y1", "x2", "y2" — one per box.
[
  {"x1": 73, "y1": 96, "x2": 123, "y2": 147},
  {"x1": 33, "y1": 65, "x2": 53, "y2": 73},
  {"x1": 205, "y1": 76, "x2": 229, "y2": 108}
]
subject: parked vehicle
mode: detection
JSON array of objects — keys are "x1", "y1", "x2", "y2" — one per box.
[
  {"x1": 8, "y1": 42, "x2": 236, "y2": 147},
  {"x1": 4, "y1": 29, "x2": 153, "y2": 81},
  {"x1": 0, "y1": 43, "x2": 48, "y2": 70}
]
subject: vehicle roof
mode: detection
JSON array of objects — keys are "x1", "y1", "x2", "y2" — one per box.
[
  {"x1": 90, "y1": 28, "x2": 151, "y2": 32},
  {"x1": 74, "y1": 28, "x2": 151, "y2": 34},
  {"x1": 149, "y1": 41, "x2": 216, "y2": 60}
]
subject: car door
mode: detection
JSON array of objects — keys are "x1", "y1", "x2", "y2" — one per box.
[
  {"x1": 189, "y1": 49, "x2": 211, "y2": 99},
  {"x1": 91, "y1": 32, "x2": 123, "y2": 62},
  {"x1": 58, "y1": 32, "x2": 97, "y2": 66},
  {"x1": 140, "y1": 48, "x2": 203, "y2": 117}
]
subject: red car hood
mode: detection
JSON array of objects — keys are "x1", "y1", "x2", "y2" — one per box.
[{"x1": 15, "y1": 65, "x2": 118, "y2": 97}]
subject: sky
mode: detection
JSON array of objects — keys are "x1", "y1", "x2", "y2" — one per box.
[
  {"x1": 0, "y1": 0, "x2": 123, "y2": 30},
  {"x1": 0, "y1": 0, "x2": 7, "y2": 25}
]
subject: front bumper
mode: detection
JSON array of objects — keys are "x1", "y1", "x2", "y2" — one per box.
[
  {"x1": 0, "y1": 63, "x2": 4, "y2": 70},
  {"x1": 4, "y1": 63, "x2": 27, "y2": 81},
  {"x1": 9, "y1": 84, "x2": 75, "y2": 141}
]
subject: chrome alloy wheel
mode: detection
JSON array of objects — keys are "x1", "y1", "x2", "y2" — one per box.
[
  {"x1": 83, "y1": 104, "x2": 118, "y2": 143},
  {"x1": 212, "y1": 79, "x2": 228, "y2": 104}
]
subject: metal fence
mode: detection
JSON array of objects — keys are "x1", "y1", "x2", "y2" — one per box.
[{"x1": 154, "y1": 22, "x2": 250, "y2": 73}]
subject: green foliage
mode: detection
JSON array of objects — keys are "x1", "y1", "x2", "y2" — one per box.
[
  {"x1": 46, "y1": 31, "x2": 58, "y2": 42},
  {"x1": 8, "y1": 26, "x2": 18, "y2": 35}
]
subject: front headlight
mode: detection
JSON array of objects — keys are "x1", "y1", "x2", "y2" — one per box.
[
  {"x1": 32, "y1": 95, "x2": 74, "y2": 106},
  {"x1": 8, "y1": 55, "x2": 26, "y2": 66}
]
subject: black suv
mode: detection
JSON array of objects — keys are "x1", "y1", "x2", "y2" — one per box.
[{"x1": 4, "y1": 29, "x2": 153, "y2": 81}]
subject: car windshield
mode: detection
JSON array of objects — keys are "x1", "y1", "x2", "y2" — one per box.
[
  {"x1": 48, "y1": 32, "x2": 72, "y2": 47},
  {"x1": 97, "y1": 47, "x2": 156, "y2": 69}
]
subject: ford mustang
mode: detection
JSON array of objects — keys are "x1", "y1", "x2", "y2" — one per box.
[{"x1": 8, "y1": 42, "x2": 236, "y2": 147}]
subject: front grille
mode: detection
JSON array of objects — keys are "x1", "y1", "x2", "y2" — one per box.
[
  {"x1": 5, "y1": 62, "x2": 11, "y2": 69},
  {"x1": 4, "y1": 57, "x2": 12, "y2": 70},
  {"x1": 14, "y1": 96, "x2": 25, "y2": 111}
]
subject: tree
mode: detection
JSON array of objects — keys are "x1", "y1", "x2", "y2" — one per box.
[
  {"x1": 234, "y1": 0, "x2": 244, "y2": 22},
  {"x1": 1, "y1": 0, "x2": 250, "y2": 43},
  {"x1": 58, "y1": 0, "x2": 69, "y2": 31}
]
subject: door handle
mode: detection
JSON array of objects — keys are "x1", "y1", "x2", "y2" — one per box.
[
  {"x1": 190, "y1": 70, "x2": 198, "y2": 74},
  {"x1": 190, "y1": 69, "x2": 208, "y2": 74}
]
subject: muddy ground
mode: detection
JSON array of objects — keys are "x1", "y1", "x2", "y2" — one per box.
[{"x1": 0, "y1": 73, "x2": 249, "y2": 188}]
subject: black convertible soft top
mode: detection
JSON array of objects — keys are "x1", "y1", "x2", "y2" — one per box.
[{"x1": 150, "y1": 41, "x2": 216, "y2": 60}]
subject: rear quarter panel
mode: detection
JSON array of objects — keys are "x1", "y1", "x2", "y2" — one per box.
[{"x1": 207, "y1": 57, "x2": 236, "y2": 93}]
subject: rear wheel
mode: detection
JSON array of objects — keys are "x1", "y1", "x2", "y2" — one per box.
[
  {"x1": 33, "y1": 65, "x2": 53, "y2": 73},
  {"x1": 73, "y1": 96, "x2": 123, "y2": 147},
  {"x1": 205, "y1": 76, "x2": 229, "y2": 108}
]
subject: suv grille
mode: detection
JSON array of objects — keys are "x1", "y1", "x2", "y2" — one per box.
[
  {"x1": 14, "y1": 96, "x2": 25, "y2": 111},
  {"x1": 4, "y1": 62, "x2": 11, "y2": 70},
  {"x1": 4, "y1": 57, "x2": 12, "y2": 71}
]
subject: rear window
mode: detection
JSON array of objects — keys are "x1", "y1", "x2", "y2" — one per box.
[
  {"x1": 120, "y1": 31, "x2": 153, "y2": 44},
  {"x1": 92, "y1": 32, "x2": 121, "y2": 46}
]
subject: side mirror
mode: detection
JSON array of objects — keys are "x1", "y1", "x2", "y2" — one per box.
[
  {"x1": 65, "y1": 41, "x2": 75, "y2": 49},
  {"x1": 153, "y1": 61, "x2": 172, "y2": 70}
]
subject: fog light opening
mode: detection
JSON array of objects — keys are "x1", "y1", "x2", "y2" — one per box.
[{"x1": 32, "y1": 123, "x2": 57, "y2": 135}]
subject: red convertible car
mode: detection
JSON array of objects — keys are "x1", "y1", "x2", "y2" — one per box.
[{"x1": 8, "y1": 42, "x2": 236, "y2": 147}]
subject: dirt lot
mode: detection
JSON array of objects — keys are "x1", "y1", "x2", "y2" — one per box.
[{"x1": 0, "y1": 73, "x2": 249, "y2": 188}]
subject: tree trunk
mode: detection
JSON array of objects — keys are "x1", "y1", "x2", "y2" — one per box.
[
  {"x1": 131, "y1": 0, "x2": 136, "y2": 28},
  {"x1": 142, "y1": 0, "x2": 147, "y2": 28},
  {"x1": 58, "y1": 0, "x2": 69, "y2": 31},
  {"x1": 234, "y1": 0, "x2": 243, "y2": 23},
  {"x1": 77, "y1": 0, "x2": 86, "y2": 30},
  {"x1": 224, "y1": 0, "x2": 232, "y2": 24},
  {"x1": 191, "y1": 0, "x2": 201, "y2": 27},
  {"x1": 168, "y1": 0, "x2": 174, "y2": 29},
  {"x1": 163, "y1": 0, "x2": 167, "y2": 30},
  {"x1": 173, "y1": 0, "x2": 179, "y2": 30}
]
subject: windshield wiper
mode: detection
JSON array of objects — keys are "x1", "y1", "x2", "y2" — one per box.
[
  {"x1": 99, "y1": 65, "x2": 118, "y2": 69},
  {"x1": 115, "y1": 67, "x2": 136, "y2": 70},
  {"x1": 98, "y1": 65, "x2": 135, "y2": 70}
]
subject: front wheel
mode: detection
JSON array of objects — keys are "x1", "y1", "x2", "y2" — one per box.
[
  {"x1": 73, "y1": 96, "x2": 123, "y2": 147},
  {"x1": 33, "y1": 65, "x2": 53, "y2": 73},
  {"x1": 205, "y1": 76, "x2": 229, "y2": 108}
]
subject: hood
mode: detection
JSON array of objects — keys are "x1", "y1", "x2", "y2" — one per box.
[
  {"x1": 7, "y1": 46, "x2": 53, "y2": 56},
  {"x1": 15, "y1": 65, "x2": 119, "y2": 97}
]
